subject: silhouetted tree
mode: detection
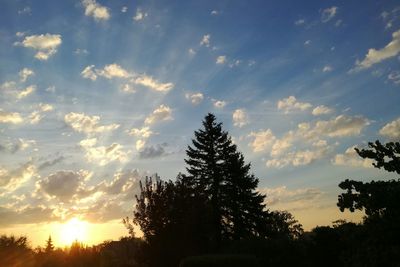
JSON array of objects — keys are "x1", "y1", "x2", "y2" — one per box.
[
  {"x1": 184, "y1": 113, "x2": 269, "y2": 246},
  {"x1": 45, "y1": 236, "x2": 54, "y2": 254}
]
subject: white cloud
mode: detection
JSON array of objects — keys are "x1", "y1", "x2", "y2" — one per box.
[
  {"x1": 16, "y1": 85, "x2": 36, "y2": 99},
  {"x1": 133, "y1": 8, "x2": 148, "y2": 21},
  {"x1": 134, "y1": 75, "x2": 174, "y2": 92},
  {"x1": 188, "y1": 48, "x2": 196, "y2": 55},
  {"x1": 211, "y1": 10, "x2": 218, "y2": 16},
  {"x1": 121, "y1": 6, "x2": 128, "y2": 13},
  {"x1": 64, "y1": 112, "x2": 120, "y2": 135},
  {"x1": 200, "y1": 34, "x2": 211, "y2": 47},
  {"x1": 96, "y1": 64, "x2": 131, "y2": 79},
  {"x1": 17, "y1": 34, "x2": 62, "y2": 60},
  {"x1": 74, "y1": 48, "x2": 89, "y2": 55},
  {"x1": 0, "y1": 163, "x2": 36, "y2": 192},
  {"x1": 82, "y1": 0, "x2": 110, "y2": 21},
  {"x1": 18, "y1": 6, "x2": 31, "y2": 15},
  {"x1": 351, "y1": 29, "x2": 400, "y2": 71},
  {"x1": 277, "y1": 96, "x2": 312, "y2": 114},
  {"x1": 379, "y1": 117, "x2": 400, "y2": 140},
  {"x1": 332, "y1": 146, "x2": 374, "y2": 168},
  {"x1": 216, "y1": 55, "x2": 226, "y2": 64},
  {"x1": 0, "y1": 110, "x2": 23, "y2": 124},
  {"x1": 266, "y1": 146, "x2": 331, "y2": 168},
  {"x1": 249, "y1": 129, "x2": 276, "y2": 152},
  {"x1": 232, "y1": 109, "x2": 249, "y2": 127},
  {"x1": 0, "y1": 81, "x2": 17, "y2": 90},
  {"x1": 120, "y1": 83, "x2": 136, "y2": 94},
  {"x1": 144, "y1": 105, "x2": 173, "y2": 125},
  {"x1": 270, "y1": 132, "x2": 294, "y2": 157},
  {"x1": 295, "y1": 19, "x2": 305, "y2": 25},
  {"x1": 80, "y1": 141, "x2": 129, "y2": 166},
  {"x1": 322, "y1": 65, "x2": 333, "y2": 72},
  {"x1": 312, "y1": 105, "x2": 334, "y2": 116},
  {"x1": 304, "y1": 40, "x2": 311, "y2": 46},
  {"x1": 81, "y1": 65, "x2": 97, "y2": 80},
  {"x1": 28, "y1": 104, "x2": 53, "y2": 124},
  {"x1": 185, "y1": 92, "x2": 204, "y2": 105},
  {"x1": 19, "y1": 68, "x2": 34, "y2": 82},
  {"x1": 136, "y1": 140, "x2": 146, "y2": 151},
  {"x1": 321, "y1": 6, "x2": 338, "y2": 23},
  {"x1": 128, "y1": 127, "x2": 153, "y2": 139},
  {"x1": 297, "y1": 115, "x2": 370, "y2": 140},
  {"x1": 213, "y1": 99, "x2": 226, "y2": 108}
]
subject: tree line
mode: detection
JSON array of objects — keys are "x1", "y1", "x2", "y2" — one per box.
[{"x1": 1, "y1": 114, "x2": 399, "y2": 267}]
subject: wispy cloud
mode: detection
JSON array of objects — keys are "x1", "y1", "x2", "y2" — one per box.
[{"x1": 82, "y1": 0, "x2": 110, "y2": 21}]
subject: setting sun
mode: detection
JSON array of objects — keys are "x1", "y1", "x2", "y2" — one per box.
[{"x1": 59, "y1": 218, "x2": 88, "y2": 246}]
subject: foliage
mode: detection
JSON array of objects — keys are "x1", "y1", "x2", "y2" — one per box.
[{"x1": 179, "y1": 254, "x2": 260, "y2": 267}]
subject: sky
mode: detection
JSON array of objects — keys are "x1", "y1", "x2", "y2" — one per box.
[{"x1": 1, "y1": 0, "x2": 400, "y2": 247}]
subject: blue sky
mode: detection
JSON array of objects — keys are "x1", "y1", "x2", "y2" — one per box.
[{"x1": 1, "y1": 0, "x2": 400, "y2": 246}]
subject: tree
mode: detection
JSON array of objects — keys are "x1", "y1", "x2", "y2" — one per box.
[
  {"x1": 184, "y1": 113, "x2": 269, "y2": 245},
  {"x1": 45, "y1": 235, "x2": 54, "y2": 253},
  {"x1": 337, "y1": 140, "x2": 400, "y2": 222}
]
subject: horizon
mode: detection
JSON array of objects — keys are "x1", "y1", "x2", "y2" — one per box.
[{"x1": 1, "y1": 0, "x2": 399, "y2": 248}]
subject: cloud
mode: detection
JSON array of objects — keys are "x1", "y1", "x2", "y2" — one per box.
[
  {"x1": 28, "y1": 103, "x2": 54, "y2": 124},
  {"x1": 322, "y1": 65, "x2": 333, "y2": 72},
  {"x1": 0, "y1": 110, "x2": 23, "y2": 124},
  {"x1": 133, "y1": 8, "x2": 148, "y2": 21},
  {"x1": 248, "y1": 129, "x2": 276, "y2": 152},
  {"x1": 81, "y1": 65, "x2": 97, "y2": 80},
  {"x1": 99, "y1": 170, "x2": 140, "y2": 196},
  {"x1": 304, "y1": 40, "x2": 311, "y2": 46},
  {"x1": 294, "y1": 19, "x2": 305, "y2": 25},
  {"x1": 277, "y1": 96, "x2": 312, "y2": 113},
  {"x1": 17, "y1": 34, "x2": 62, "y2": 60},
  {"x1": 139, "y1": 143, "x2": 168, "y2": 159},
  {"x1": 388, "y1": 70, "x2": 400, "y2": 85},
  {"x1": 332, "y1": 146, "x2": 374, "y2": 168},
  {"x1": 379, "y1": 117, "x2": 400, "y2": 140},
  {"x1": 188, "y1": 48, "x2": 196, "y2": 55},
  {"x1": 259, "y1": 186, "x2": 323, "y2": 211},
  {"x1": 321, "y1": 6, "x2": 338, "y2": 23},
  {"x1": 16, "y1": 85, "x2": 36, "y2": 99},
  {"x1": 0, "y1": 138, "x2": 35, "y2": 154},
  {"x1": 82, "y1": 0, "x2": 110, "y2": 21},
  {"x1": 270, "y1": 132, "x2": 294, "y2": 157},
  {"x1": 80, "y1": 141, "x2": 129, "y2": 166},
  {"x1": 121, "y1": 6, "x2": 128, "y2": 13},
  {"x1": 38, "y1": 155, "x2": 65, "y2": 170},
  {"x1": 18, "y1": 6, "x2": 31, "y2": 15},
  {"x1": 120, "y1": 84, "x2": 136, "y2": 94},
  {"x1": 0, "y1": 206, "x2": 56, "y2": 226},
  {"x1": 233, "y1": 109, "x2": 249, "y2": 127},
  {"x1": 351, "y1": 29, "x2": 400, "y2": 71},
  {"x1": 136, "y1": 140, "x2": 146, "y2": 151},
  {"x1": 144, "y1": 105, "x2": 172, "y2": 125},
  {"x1": 266, "y1": 145, "x2": 332, "y2": 168},
  {"x1": 213, "y1": 99, "x2": 227, "y2": 108},
  {"x1": 96, "y1": 64, "x2": 131, "y2": 79},
  {"x1": 134, "y1": 74, "x2": 174, "y2": 92},
  {"x1": 74, "y1": 48, "x2": 89, "y2": 55},
  {"x1": 0, "y1": 163, "x2": 36, "y2": 192},
  {"x1": 211, "y1": 10, "x2": 219, "y2": 16},
  {"x1": 128, "y1": 126, "x2": 153, "y2": 139},
  {"x1": 64, "y1": 112, "x2": 120, "y2": 135},
  {"x1": 185, "y1": 92, "x2": 204, "y2": 105},
  {"x1": 19, "y1": 68, "x2": 34, "y2": 82},
  {"x1": 200, "y1": 34, "x2": 211, "y2": 47},
  {"x1": 297, "y1": 115, "x2": 370, "y2": 140},
  {"x1": 37, "y1": 170, "x2": 89, "y2": 202},
  {"x1": 312, "y1": 105, "x2": 334, "y2": 116},
  {"x1": 216, "y1": 55, "x2": 226, "y2": 64}
]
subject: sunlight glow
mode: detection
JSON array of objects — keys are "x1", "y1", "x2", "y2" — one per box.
[{"x1": 59, "y1": 218, "x2": 88, "y2": 246}]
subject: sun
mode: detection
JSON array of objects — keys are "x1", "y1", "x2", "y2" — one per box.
[{"x1": 59, "y1": 218, "x2": 89, "y2": 246}]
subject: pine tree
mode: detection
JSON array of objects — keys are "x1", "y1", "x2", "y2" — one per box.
[
  {"x1": 184, "y1": 113, "x2": 269, "y2": 245},
  {"x1": 45, "y1": 235, "x2": 54, "y2": 253}
]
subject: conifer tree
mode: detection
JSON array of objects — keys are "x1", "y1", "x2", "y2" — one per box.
[
  {"x1": 45, "y1": 235, "x2": 54, "y2": 253},
  {"x1": 185, "y1": 113, "x2": 269, "y2": 245}
]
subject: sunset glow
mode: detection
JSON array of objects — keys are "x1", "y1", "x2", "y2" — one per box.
[{"x1": 59, "y1": 218, "x2": 88, "y2": 246}]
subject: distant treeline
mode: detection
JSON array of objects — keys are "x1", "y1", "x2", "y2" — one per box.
[{"x1": 1, "y1": 115, "x2": 399, "y2": 267}]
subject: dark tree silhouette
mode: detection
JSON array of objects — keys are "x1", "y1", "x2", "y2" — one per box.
[
  {"x1": 45, "y1": 236, "x2": 54, "y2": 254},
  {"x1": 184, "y1": 113, "x2": 269, "y2": 246}
]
